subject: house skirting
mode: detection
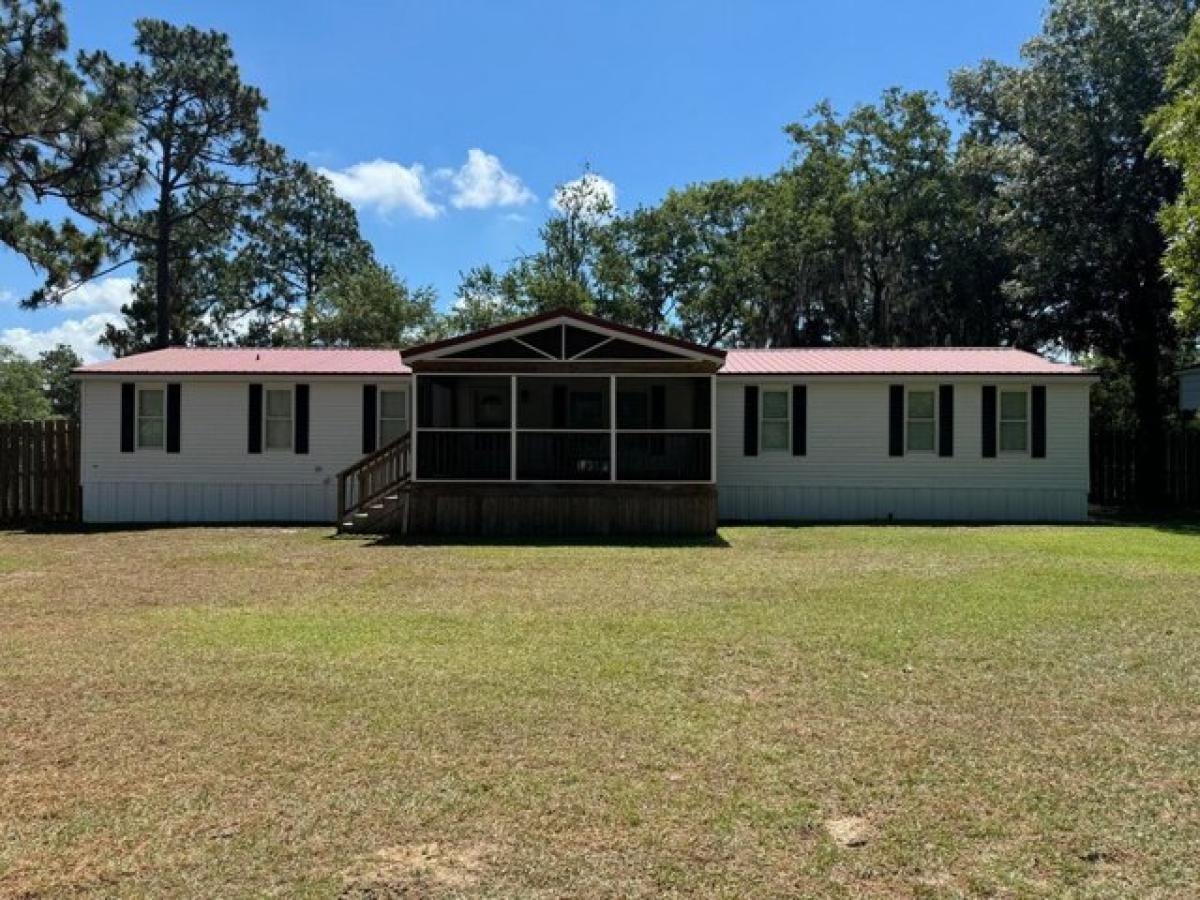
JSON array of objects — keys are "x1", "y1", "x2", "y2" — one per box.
[
  {"x1": 82, "y1": 481, "x2": 334, "y2": 524},
  {"x1": 407, "y1": 482, "x2": 718, "y2": 536},
  {"x1": 717, "y1": 484, "x2": 1088, "y2": 522}
]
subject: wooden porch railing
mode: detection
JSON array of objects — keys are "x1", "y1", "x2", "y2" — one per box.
[{"x1": 335, "y1": 432, "x2": 412, "y2": 525}]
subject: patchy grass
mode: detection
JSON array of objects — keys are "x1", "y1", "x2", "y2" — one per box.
[{"x1": 1, "y1": 523, "x2": 1198, "y2": 897}]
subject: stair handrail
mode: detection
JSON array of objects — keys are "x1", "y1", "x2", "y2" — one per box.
[{"x1": 336, "y1": 432, "x2": 412, "y2": 525}]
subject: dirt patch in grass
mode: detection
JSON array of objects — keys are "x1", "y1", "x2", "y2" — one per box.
[
  {"x1": 341, "y1": 842, "x2": 497, "y2": 897},
  {"x1": 824, "y1": 816, "x2": 873, "y2": 848}
]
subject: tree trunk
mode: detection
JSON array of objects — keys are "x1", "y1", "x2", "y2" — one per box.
[
  {"x1": 155, "y1": 139, "x2": 174, "y2": 349},
  {"x1": 870, "y1": 277, "x2": 885, "y2": 345},
  {"x1": 1127, "y1": 288, "x2": 1166, "y2": 508}
]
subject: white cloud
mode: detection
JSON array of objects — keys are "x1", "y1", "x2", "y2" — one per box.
[
  {"x1": 0, "y1": 277, "x2": 132, "y2": 362},
  {"x1": 318, "y1": 150, "x2": 535, "y2": 219},
  {"x1": 442, "y1": 148, "x2": 535, "y2": 210},
  {"x1": 2, "y1": 312, "x2": 122, "y2": 363},
  {"x1": 550, "y1": 172, "x2": 617, "y2": 220},
  {"x1": 59, "y1": 276, "x2": 135, "y2": 313},
  {"x1": 318, "y1": 159, "x2": 441, "y2": 218}
]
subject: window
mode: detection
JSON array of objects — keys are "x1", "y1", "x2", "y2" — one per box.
[
  {"x1": 264, "y1": 388, "x2": 292, "y2": 450},
  {"x1": 760, "y1": 388, "x2": 790, "y2": 452},
  {"x1": 379, "y1": 388, "x2": 408, "y2": 445},
  {"x1": 137, "y1": 388, "x2": 164, "y2": 449},
  {"x1": 999, "y1": 389, "x2": 1028, "y2": 452},
  {"x1": 906, "y1": 389, "x2": 936, "y2": 453}
]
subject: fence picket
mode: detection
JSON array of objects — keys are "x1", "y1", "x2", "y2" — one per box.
[
  {"x1": 0, "y1": 420, "x2": 82, "y2": 524},
  {"x1": 1091, "y1": 427, "x2": 1200, "y2": 507}
]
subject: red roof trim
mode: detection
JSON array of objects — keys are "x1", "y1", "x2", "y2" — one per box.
[
  {"x1": 72, "y1": 342, "x2": 1089, "y2": 378},
  {"x1": 719, "y1": 347, "x2": 1088, "y2": 377},
  {"x1": 74, "y1": 347, "x2": 410, "y2": 376},
  {"x1": 400, "y1": 307, "x2": 726, "y2": 361}
]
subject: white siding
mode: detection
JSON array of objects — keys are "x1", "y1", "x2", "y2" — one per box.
[
  {"x1": 716, "y1": 378, "x2": 1091, "y2": 522},
  {"x1": 80, "y1": 377, "x2": 409, "y2": 523},
  {"x1": 1180, "y1": 370, "x2": 1200, "y2": 413},
  {"x1": 81, "y1": 373, "x2": 1091, "y2": 526}
]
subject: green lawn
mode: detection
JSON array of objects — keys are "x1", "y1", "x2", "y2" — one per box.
[{"x1": 1, "y1": 524, "x2": 1198, "y2": 897}]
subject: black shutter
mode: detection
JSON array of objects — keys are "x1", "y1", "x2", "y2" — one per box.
[
  {"x1": 938, "y1": 384, "x2": 953, "y2": 458},
  {"x1": 1031, "y1": 385, "x2": 1047, "y2": 458},
  {"x1": 120, "y1": 383, "x2": 135, "y2": 452},
  {"x1": 166, "y1": 383, "x2": 181, "y2": 453},
  {"x1": 791, "y1": 385, "x2": 807, "y2": 456},
  {"x1": 888, "y1": 385, "x2": 904, "y2": 457},
  {"x1": 650, "y1": 385, "x2": 666, "y2": 428},
  {"x1": 294, "y1": 384, "x2": 310, "y2": 454},
  {"x1": 981, "y1": 385, "x2": 997, "y2": 458},
  {"x1": 362, "y1": 385, "x2": 377, "y2": 453},
  {"x1": 743, "y1": 386, "x2": 758, "y2": 456},
  {"x1": 248, "y1": 384, "x2": 263, "y2": 454}
]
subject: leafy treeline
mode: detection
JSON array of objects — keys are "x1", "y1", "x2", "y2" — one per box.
[
  {"x1": 1, "y1": 1, "x2": 429, "y2": 352},
  {"x1": 3, "y1": 0, "x2": 1200, "y2": 495},
  {"x1": 0, "y1": 343, "x2": 79, "y2": 421},
  {"x1": 459, "y1": 93, "x2": 1015, "y2": 351}
]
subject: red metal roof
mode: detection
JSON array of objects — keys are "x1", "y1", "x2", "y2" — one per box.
[
  {"x1": 75, "y1": 348, "x2": 409, "y2": 376},
  {"x1": 720, "y1": 347, "x2": 1087, "y2": 376},
  {"x1": 74, "y1": 344, "x2": 1087, "y2": 378}
]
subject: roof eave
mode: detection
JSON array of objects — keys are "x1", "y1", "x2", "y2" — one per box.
[
  {"x1": 73, "y1": 369, "x2": 412, "y2": 379},
  {"x1": 714, "y1": 370, "x2": 1095, "y2": 379}
]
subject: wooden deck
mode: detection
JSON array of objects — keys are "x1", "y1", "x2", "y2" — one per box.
[{"x1": 406, "y1": 482, "x2": 718, "y2": 537}]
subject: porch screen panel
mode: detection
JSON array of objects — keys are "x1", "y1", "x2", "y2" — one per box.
[
  {"x1": 515, "y1": 377, "x2": 611, "y2": 480},
  {"x1": 415, "y1": 432, "x2": 511, "y2": 480},
  {"x1": 615, "y1": 377, "x2": 712, "y2": 481},
  {"x1": 417, "y1": 376, "x2": 512, "y2": 479},
  {"x1": 418, "y1": 376, "x2": 511, "y2": 428},
  {"x1": 617, "y1": 433, "x2": 710, "y2": 481},
  {"x1": 517, "y1": 433, "x2": 610, "y2": 480},
  {"x1": 517, "y1": 377, "x2": 609, "y2": 429},
  {"x1": 616, "y1": 377, "x2": 710, "y2": 429}
]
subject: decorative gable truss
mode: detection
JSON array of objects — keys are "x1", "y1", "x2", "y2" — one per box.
[{"x1": 402, "y1": 308, "x2": 725, "y2": 365}]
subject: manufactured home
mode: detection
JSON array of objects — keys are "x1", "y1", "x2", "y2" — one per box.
[{"x1": 74, "y1": 308, "x2": 1094, "y2": 535}]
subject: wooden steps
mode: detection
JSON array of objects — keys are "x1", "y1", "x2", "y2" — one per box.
[
  {"x1": 339, "y1": 484, "x2": 410, "y2": 534},
  {"x1": 334, "y1": 433, "x2": 412, "y2": 535}
]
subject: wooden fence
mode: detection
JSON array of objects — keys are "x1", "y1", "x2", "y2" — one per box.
[
  {"x1": 0, "y1": 420, "x2": 81, "y2": 524},
  {"x1": 1090, "y1": 427, "x2": 1200, "y2": 508}
]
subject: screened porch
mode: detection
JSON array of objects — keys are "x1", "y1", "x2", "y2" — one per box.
[{"x1": 413, "y1": 374, "x2": 713, "y2": 483}]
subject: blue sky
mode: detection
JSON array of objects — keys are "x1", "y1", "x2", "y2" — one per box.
[{"x1": 0, "y1": 0, "x2": 1045, "y2": 360}]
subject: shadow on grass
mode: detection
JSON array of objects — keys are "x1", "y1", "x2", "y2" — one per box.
[
  {"x1": 1086, "y1": 507, "x2": 1200, "y2": 536},
  {"x1": 9, "y1": 511, "x2": 1198, "y2": 542},
  {"x1": 717, "y1": 510, "x2": 1200, "y2": 535}
]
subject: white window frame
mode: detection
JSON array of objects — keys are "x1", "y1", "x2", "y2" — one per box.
[
  {"x1": 905, "y1": 387, "x2": 937, "y2": 455},
  {"x1": 378, "y1": 385, "x2": 410, "y2": 447},
  {"x1": 263, "y1": 386, "x2": 294, "y2": 452},
  {"x1": 759, "y1": 386, "x2": 791, "y2": 453},
  {"x1": 136, "y1": 384, "x2": 165, "y2": 451},
  {"x1": 998, "y1": 386, "x2": 1030, "y2": 455}
]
